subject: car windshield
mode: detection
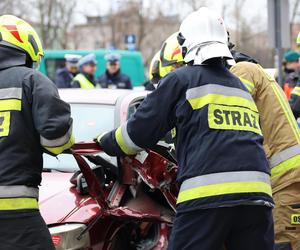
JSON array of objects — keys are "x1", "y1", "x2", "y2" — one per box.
[{"x1": 43, "y1": 103, "x2": 115, "y2": 172}]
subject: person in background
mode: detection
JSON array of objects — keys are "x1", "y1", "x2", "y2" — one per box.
[
  {"x1": 145, "y1": 32, "x2": 185, "y2": 91},
  {"x1": 289, "y1": 34, "x2": 300, "y2": 121},
  {"x1": 97, "y1": 53, "x2": 132, "y2": 89},
  {"x1": 143, "y1": 51, "x2": 160, "y2": 91},
  {"x1": 71, "y1": 53, "x2": 97, "y2": 89},
  {"x1": 55, "y1": 54, "x2": 81, "y2": 88},
  {"x1": 282, "y1": 50, "x2": 300, "y2": 99}
]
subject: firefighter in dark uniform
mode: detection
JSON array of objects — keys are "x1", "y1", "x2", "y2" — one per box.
[
  {"x1": 0, "y1": 15, "x2": 74, "y2": 249},
  {"x1": 95, "y1": 8, "x2": 274, "y2": 250}
]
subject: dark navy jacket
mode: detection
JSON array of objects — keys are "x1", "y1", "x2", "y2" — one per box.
[
  {"x1": 100, "y1": 61, "x2": 273, "y2": 212},
  {"x1": 97, "y1": 70, "x2": 132, "y2": 89},
  {"x1": 55, "y1": 67, "x2": 76, "y2": 88}
]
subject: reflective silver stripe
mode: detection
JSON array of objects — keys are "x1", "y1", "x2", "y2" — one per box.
[
  {"x1": 0, "y1": 88, "x2": 22, "y2": 100},
  {"x1": 0, "y1": 186, "x2": 38, "y2": 198},
  {"x1": 180, "y1": 171, "x2": 270, "y2": 192},
  {"x1": 269, "y1": 144, "x2": 300, "y2": 169},
  {"x1": 186, "y1": 84, "x2": 253, "y2": 101},
  {"x1": 121, "y1": 122, "x2": 142, "y2": 151},
  {"x1": 40, "y1": 125, "x2": 73, "y2": 147}
]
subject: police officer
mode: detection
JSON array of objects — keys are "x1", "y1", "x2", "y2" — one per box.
[
  {"x1": 95, "y1": 8, "x2": 274, "y2": 250},
  {"x1": 55, "y1": 54, "x2": 81, "y2": 88},
  {"x1": 97, "y1": 53, "x2": 132, "y2": 89},
  {"x1": 0, "y1": 15, "x2": 74, "y2": 249},
  {"x1": 71, "y1": 53, "x2": 97, "y2": 88}
]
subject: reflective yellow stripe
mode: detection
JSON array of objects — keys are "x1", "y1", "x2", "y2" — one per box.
[
  {"x1": 115, "y1": 127, "x2": 137, "y2": 155},
  {"x1": 45, "y1": 133, "x2": 75, "y2": 155},
  {"x1": 292, "y1": 87, "x2": 300, "y2": 97},
  {"x1": 271, "y1": 154, "x2": 300, "y2": 180},
  {"x1": 0, "y1": 198, "x2": 38, "y2": 210},
  {"x1": 270, "y1": 82, "x2": 300, "y2": 144},
  {"x1": 0, "y1": 99, "x2": 21, "y2": 111},
  {"x1": 177, "y1": 181, "x2": 272, "y2": 204},
  {"x1": 240, "y1": 77, "x2": 254, "y2": 93},
  {"x1": 188, "y1": 94, "x2": 258, "y2": 112}
]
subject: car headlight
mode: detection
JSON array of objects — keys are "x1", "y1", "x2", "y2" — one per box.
[{"x1": 49, "y1": 223, "x2": 90, "y2": 250}]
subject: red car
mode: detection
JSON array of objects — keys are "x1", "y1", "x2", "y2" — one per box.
[{"x1": 40, "y1": 89, "x2": 178, "y2": 250}]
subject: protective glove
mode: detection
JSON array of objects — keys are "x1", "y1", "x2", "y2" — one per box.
[{"x1": 93, "y1": 132, "x2": 107, "y2": 146}]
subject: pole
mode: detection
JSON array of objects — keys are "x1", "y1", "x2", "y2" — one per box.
[{"x1": 274, "y1": 0, "x2": 283, "y2": 86}]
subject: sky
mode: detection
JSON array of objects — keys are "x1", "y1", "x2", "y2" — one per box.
[{"x1": 74, "y1": 0, "x2": 268, "y2": 31}]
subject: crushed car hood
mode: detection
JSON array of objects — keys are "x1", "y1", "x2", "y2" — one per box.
[{"x1": 39, "y1": 172, "x2": 101, "y2": 225}]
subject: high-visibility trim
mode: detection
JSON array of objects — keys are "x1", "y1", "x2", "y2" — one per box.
[
  {"x1": 177, "y1": 171, "x2": 272, "y2": 204},
  {"x1": 115, "y1": 123, "x2": 142, "y2": 155},
  {"x1": 269, "y1": 144, "x2": 300, "y2": 168},
  {"x1": 44, "y1": 132, "x2": 75, "y2": 155},
  {"x1": 0, "y1": 198, "x2": 38, "y2": 210},
  {"x1": 187, "y1": 84, "x2": 253, "y2": 101},
  {"x1": 72, "y1": 73, "x2": 95, "y2": 89},
  {"x1": 239, "y1": 77, "x2": 254, "y2": 93},
  {"x1": 186, "y1": 84, "x2": 257, "y2": 111},
  {"x1": 0, "y1": 88, "x2": 22, "y2": 100},
  {"x1": 292, "y1": 87, "x2": 300, "y2": 97},
  {"x1": 0, "y1": 99, "x2": 21, "y2": 111},
  {"x1": 0, "y1": 186, "x2": 38, "y2": 198},
  {"x1": 40, "y1": 125, "x2": 73, "y2": 147},
  {"x1": 270, "y1": 82, "x2": 300, "y2": 144},
  {"x1": 208, "y1": 104, "x2": 262, "y2": 135},
  {"x1": 271, "y1": 154, "x2": 300, "y2": 180}
]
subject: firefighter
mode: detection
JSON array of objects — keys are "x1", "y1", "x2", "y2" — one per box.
[
  {"x1": 95, "y1": 7, "x2": 274, "y2": 250},
  {"x1": 143, "y1": 51, "x2": 160, "y2": 91},
  {"x1": 0, "y1": 15, "x2": 74, "y2": 249},
  {"x1": 71, "y1": 53, "x2": 97, "y2": 88},
  {"x1": 145, "y1": 32, "x2": 185, "y2": 91},
  {"x1": 229, "y1": 36, "x2": 300, "y2": 249},
  {"x1": 289, "y1": 33, "x2": 300, "y2": 120}
]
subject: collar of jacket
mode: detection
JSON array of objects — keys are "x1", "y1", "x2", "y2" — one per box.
[{"x1": 0, "y1": 45, "x2": 28, "y2": 70}]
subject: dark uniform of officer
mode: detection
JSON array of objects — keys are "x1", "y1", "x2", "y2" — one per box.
[
  {"x1": 97, "y1": 53, "x2": 132, "y2": 89},
  {"x1": 55, "y1": 54, "x2": 81, "y2": 88},
  {"x1": 0, "y1": 15, "x2": 74, "y2": 249},
  {"x1": 96, "y1": 8, "x2": 274, "y2": 250}
]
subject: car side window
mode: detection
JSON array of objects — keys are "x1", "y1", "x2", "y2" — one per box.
[{"x1": 127, "y1": 100, "x2": 142, "y2": 119}]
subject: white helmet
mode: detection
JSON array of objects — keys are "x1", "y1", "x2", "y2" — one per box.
[{"x1": 178, "y1": 7, "x2": 233, "y2": 65}]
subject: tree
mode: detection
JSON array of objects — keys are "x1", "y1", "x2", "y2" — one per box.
[{"x1": 36, "y1": 0, "x2": 77, "y2": 49}]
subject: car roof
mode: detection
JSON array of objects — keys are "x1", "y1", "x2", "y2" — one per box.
[{"x1": 58, "y1": 89, "x2": 147, "y2": 105}]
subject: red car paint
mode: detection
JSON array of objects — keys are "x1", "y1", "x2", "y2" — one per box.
[{"x1": 39, "y1": 90, "x2": 177, "y2": 249}]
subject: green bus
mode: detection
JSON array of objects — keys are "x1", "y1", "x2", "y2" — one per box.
[{"x1": 39, "y1": 49, "x2": 145, "y2": 87}]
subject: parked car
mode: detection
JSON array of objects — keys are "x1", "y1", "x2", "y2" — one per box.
[
  {"x1": 39, "y1": 50, "x2": 145, "y2": 87},
  {"x1": 39, "y1": 89, "x2": 177, "y2": 250}
]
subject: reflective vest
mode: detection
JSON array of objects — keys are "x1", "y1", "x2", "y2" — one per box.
[
  {"x1": 100, "y1": 63, "x2": 274, "y2": 212},
  {"x1": 73, "y1": 73, "x2": 95, "y2": 89}
]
